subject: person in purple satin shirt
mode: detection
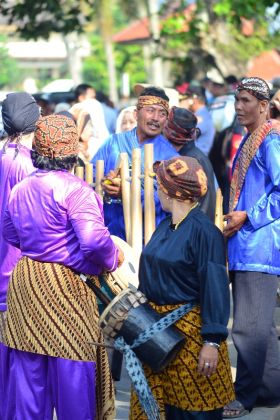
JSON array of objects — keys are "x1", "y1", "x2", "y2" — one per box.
[
  {"x1": 0, "y1": 92, "x2": 40, "y2": 420},
  {"x1": 2, "y1": 114, "x2": 121, "y2": 420}
]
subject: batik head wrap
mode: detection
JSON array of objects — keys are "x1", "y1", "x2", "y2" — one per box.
[
  {"x1": 236, "y1": 77, "x2": 270, "y2": 101},
  {"x1": 163, "y1": 106, "x2": 198, "y2": 146},
  {"x1": 137, "y1": 96, "x2": 169, "y2": 114},
  {"x1": 154, "y1": 156, "x2": 207, "y2": 201},
  {"x1": 2, "y1": 92, "x2": 40, "y2": 135},
  {"x1": 34, "y1": 114, "x2": 79, "y2": 158}
]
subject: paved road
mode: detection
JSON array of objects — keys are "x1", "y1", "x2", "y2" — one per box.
[{"x1": 114, "y1": 305, "x2": 280, "y2": 420}]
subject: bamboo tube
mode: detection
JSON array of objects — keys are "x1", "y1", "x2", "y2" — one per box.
[
  {"x1": 130, "y1": 148, "x2": 142, "y2": 254},
  {"x1": 144, "y1": 143, "x2": 155, "y2": 244},
  {"x1": 214, "y1": 188, "x2": 224, "y2": 232},
  {"x1": 85, "y1": 163, "x2": 93, "y2": 185},
  {"x1": 75, "y1": 166, "x2": 84, "y2": 180},
  {"x1": 95, "y1": 160, "x2": 104, "y2": 199},
  {"x1": 119, "y1": 152, "x2": 131, "y2": 245}
]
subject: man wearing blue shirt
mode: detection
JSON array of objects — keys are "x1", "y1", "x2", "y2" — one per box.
[
  {"x1": 92, "y1": 86, "x2": 178, "y2": 240},
  {"x1": 223, "y1": 77, "x2": 280, "y2": 418}
]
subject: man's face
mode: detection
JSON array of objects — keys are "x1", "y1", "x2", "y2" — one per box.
[
  {"x1": 235, "y1": 90, "x2": 268, "y2": 130},
  {"x1": 79, "y1": 88, "x2": 96, "y2": 102},
  {"x1": 136, "y1": 104, "x2": 168, "y2": 139}
]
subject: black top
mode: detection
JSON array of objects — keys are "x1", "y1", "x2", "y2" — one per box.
[
  {"x1": 139, "y1": 207, "x2": 230, "y2": 342},
  {"x1": 179, "y1": 141, "x2": 216, "y2": 221}
]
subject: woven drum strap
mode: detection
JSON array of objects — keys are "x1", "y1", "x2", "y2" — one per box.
[{"x1": 114, "y1": 301, "x2": 196, "y2": 420}]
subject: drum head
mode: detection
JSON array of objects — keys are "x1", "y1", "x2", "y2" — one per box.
[{"x1": 111, "y1": 235, "x2": 140, "y2": 288}]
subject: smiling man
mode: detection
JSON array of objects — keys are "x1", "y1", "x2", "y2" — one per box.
[
  {"x1": 223, "y1": 77, "x2": 280, "y2": 418},
  {"x1": 91, "y1": 86, "x2": 178, "y2": 240}
]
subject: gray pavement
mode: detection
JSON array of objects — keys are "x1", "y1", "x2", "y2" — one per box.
[{"x1": 114, "y1": 305, "x2": 280, "y2": 420}]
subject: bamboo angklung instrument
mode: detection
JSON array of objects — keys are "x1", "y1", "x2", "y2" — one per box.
[
  {"x1": 130, "y1": 148, "x2": 142, "y2": 254},
  {"x1": 95, "y1": 160, "x2": 104, "y2": 199},
  {"x1": 119, "y1": 152, "x2": 131, "y2": 245},
  {"x1": 214, "y1": 188, "x2": 224, "y2": 232},
  {"x1": 85, "y1": 163, "x2": 93, "y2": 185},
  {"x1": 144, "y1": 143, "x2": 155, "y2": 245},
  {"x1": 75, "y1": 166, "x2": 84, "y2": 180}
]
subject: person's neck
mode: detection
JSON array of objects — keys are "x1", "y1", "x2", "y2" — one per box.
[
  {"x1": 136, "y1": 127, "x2": 156, "y2": 144},
  {"x1": 177, "y1": 140, "x2": 194, "y2": 152},
  {"x1": 246, "y1": 115, "x2": 267, "y2": 133},
  {"x1": 171, "y1": 200, "x2": 198, "y2": 227},
  {"x1": 13, "y1": 133, "x2": 34, "y2": 149}
]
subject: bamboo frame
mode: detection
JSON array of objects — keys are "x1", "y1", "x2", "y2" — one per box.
[
  {"x1": 95, "y1": 160, "x2": 104, "y2": 199},
  {"x1": 119, "y1": 152, "x2": 131, "y2": 245},
  {"x1": 214, "y1": 188, "x2": 224, "y2": 232},
  {"x1": 75, "y1": 166, "x2": 84, "y2": 180},
  {"x1": 130, "y1": 148, "x2": 142, "y2": 254},
  {"x1": 144, "y1": 143, "x2": 155, "y2": 245}
]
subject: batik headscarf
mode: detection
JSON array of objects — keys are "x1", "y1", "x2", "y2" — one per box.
[
  {"x1": 163, "y1": 106, "x2": 198, "y2": 146},
  {"x1": 154, "y1": 156, "x2": 207, "y2": 201},
  {"x1": 137, "y1": 96, "x2": 169, "y2": 114},
  {"x1": 34, "y1": 114, "x2": 79, "y2": 158},
  {"x1": 236, "y1": 77, "x2": 270, "y2": 101},
  {"x1": 2, "y1": 92, "x2": 40, "y2": 136}
]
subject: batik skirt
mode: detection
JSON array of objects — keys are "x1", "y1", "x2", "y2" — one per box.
[{"x1": 130, "y1": 304, "x2": 235, "y2": 419}]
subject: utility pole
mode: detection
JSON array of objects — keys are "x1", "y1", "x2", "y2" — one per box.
[{"x1": 148, "y1": 0, "x2": 164, "y2": 86}]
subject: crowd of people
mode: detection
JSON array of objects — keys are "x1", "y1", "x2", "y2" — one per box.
[{"x1": 0, "y1": 75, "x2": 279, "y2": 420}]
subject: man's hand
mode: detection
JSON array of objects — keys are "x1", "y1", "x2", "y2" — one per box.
[
  {"x1": 102, "y1": 170, "x2": 122, "y2": 198},
  {"x1": 223, "y1": 211, "x2": 247, "y2": 238},
  {"x1": 198, "y1": 344, "x2": 218, "y2": 377}
]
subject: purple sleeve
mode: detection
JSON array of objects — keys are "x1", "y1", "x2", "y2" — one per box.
[
  {"x1": 66, "y1": 186, "x2": 118, "y2": 272},
  {"x1": 2, "y1": 208, "x2": 20, "y2": 249}
]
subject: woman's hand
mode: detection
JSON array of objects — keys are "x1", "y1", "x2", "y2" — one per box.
[
  {"x1": 198, "y1": 344, "x2": 219, "y2": 377},
  {"x1": 116, "y1": 245, "x2": 125, "y2": 268}
]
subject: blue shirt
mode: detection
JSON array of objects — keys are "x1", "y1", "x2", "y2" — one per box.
[
  {"x1": 195, "y1": 106, "x2": 215, "y2": 155},
  {"x1": 228, "y1": 131, "x2": 280, "y2": 275},
  {"x1": 91, "y1": 128, "x2": 178, "y2": 239}
]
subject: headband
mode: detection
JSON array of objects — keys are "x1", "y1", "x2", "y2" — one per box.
[{"x1": 137, "y1": 95, "x2": 169, "y2": 114}]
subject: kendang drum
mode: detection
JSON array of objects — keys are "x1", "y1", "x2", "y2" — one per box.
[
  {"x1": 99, "y1": 288, "x2": 186, "y2": 372},
  {"x1": 91, "y1": 235, "x2": 140, "y2": 313}
]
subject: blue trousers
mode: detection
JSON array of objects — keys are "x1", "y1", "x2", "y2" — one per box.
[{"x1": 231, "y1": 271, "x2": 280, "y2": 410}]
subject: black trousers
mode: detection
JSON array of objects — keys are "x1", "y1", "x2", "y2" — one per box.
[{"x1": 231, "y1": 271, "x2": 280, "y2": 410}]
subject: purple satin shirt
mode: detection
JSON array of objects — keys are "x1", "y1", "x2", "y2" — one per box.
[
  {"x1": 0, "y1": 144, "x2": 35, "y2": 308},
  {"x1": 3, "y1": 169, "x2": 118, "y2": 277}
]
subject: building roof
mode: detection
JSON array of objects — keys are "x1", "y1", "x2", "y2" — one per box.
[
  {"x1": 113, "y1": 17, "x2": 151, "y2": 44},
  {"x1": 247, "y1": 50, "x2": 280, "y2": 81},
  {"x1": 113, "y1": 4, "x2": 195, "y2": 45}
]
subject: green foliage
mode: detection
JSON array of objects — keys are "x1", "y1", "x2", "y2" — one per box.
[
  {"x1": 82, "y1": 34, "x2": 145, "y2": 94},
  {"x1": 0, "y1": 0, "x2": 95, "y2": 40},
  {"x1": 213, "y1": 0, "x2": 280, "y2": 24},
  {"x1": 0, "y1": 36, "x2": 20, "y2": 89}
]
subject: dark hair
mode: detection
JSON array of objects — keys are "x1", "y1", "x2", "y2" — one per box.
[
  {"x1": 186, "y1": 85, "x2": 206, "y2": 102},
  {"x1": 31, "y1": 150, "x2": 79, "y2": 171},
  {"x1": 173, "y1": 107, "x2": 198, "y2": 130},
  {"x1": 74, "y1": 83, "x2": 93, "y2": 101},
  {"x1": 140, "y1": 86, "x2": 169, "y2": 102}
]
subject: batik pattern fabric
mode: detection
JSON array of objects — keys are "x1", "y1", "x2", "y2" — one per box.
[
  {"x1": 229, "y1": 119, "x2": 280, "y2": 212},
  {"x1": 4, "y1": 256, "x2": 115, "y2": 420},
  {"x1": 130, "y1": 305, "x2": 235, "y2": 419}
]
